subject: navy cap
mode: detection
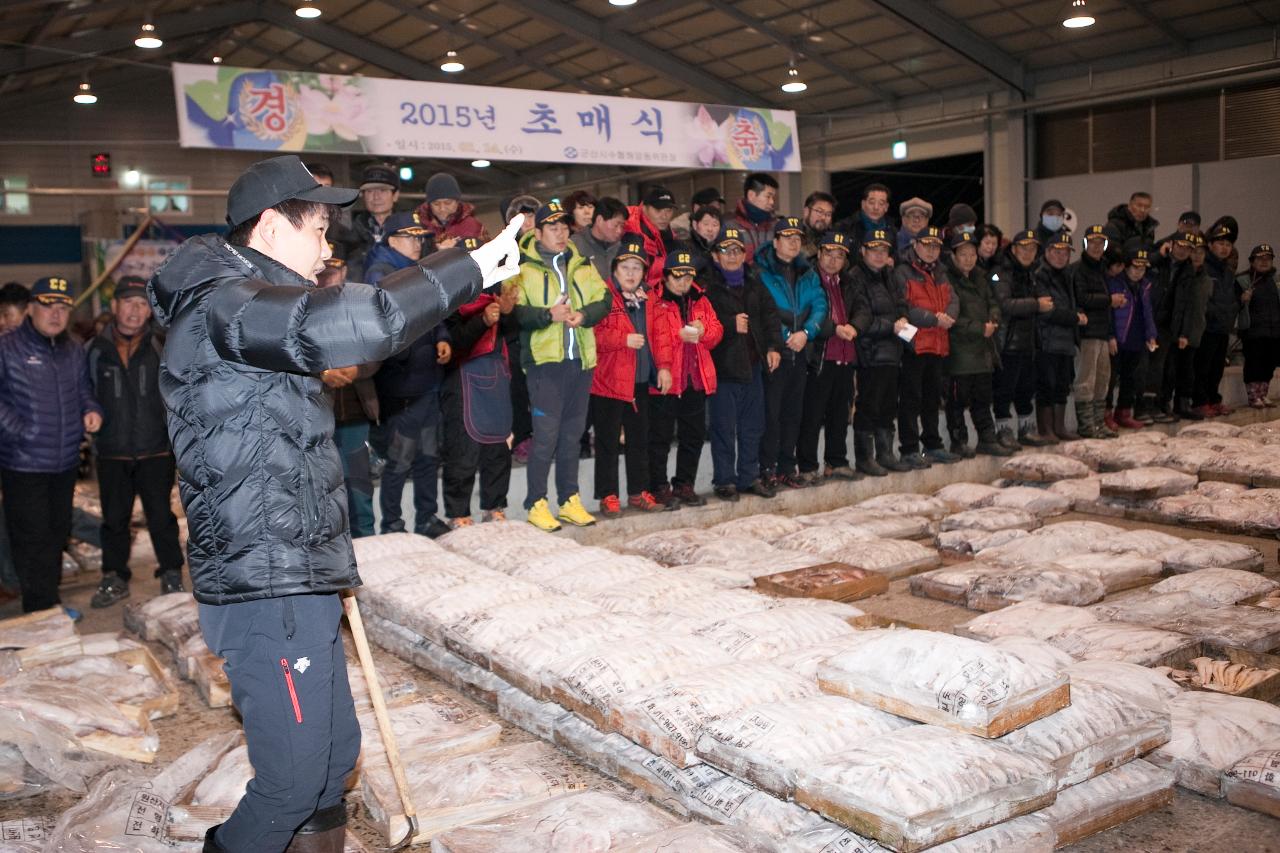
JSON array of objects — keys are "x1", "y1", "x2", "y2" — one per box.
[
  {"x1": 1126, "y1": 245, "x2": 1152, "y2": 265},
  {"x1": 1046, "y1": 229, "x2": 1073, "y2": 249},
  {"x1": 950, "y1": 231, "x2": 978, "y2": 250},
  {"x1": 862, "y1": 229, "x2": 892, "y2": 250},
  {"x1": 31, "y1": 276, "x2": 73, "y2": 305},
  {"x1": 459, "y1": 237, "x2": 481, "y2": 251},
  {"x1": 1012, "y1": 229, "x2": 1040, "y2": 246},
  {"x1": 382, "y1": 211, "x2": 430, "y2": 240},
  {"x1": 1083, "y1": 224, "x2": 1107, "y2": 241},
  {"x1": 774, "y1": 216, "x2": 803, "y2": 238},
  {"x1": 1173, "y1": 231, "x2": 1197, "y2": 246},
  {"x1": 1250, "y1": 243, "x2": 1274, "y2": 260},
  {"x1": 820, "y1": 231, "x2": 851, "y2": 252},
  {"x1": 534, "y1": 201, "x2": 569, "y2": 228},
  {"x1": 715, "y1": 227, "x2": 746, "y2": 251},
  {"x1": 913, "y1": 226, "x2": 943, "y2": 245},
  {"x1": 615, "y1": 235, "x2": 650, "y2": 267},
  {"x1": 664, "y1": 248, "x2": 698, "y2": 276},
  {"x1": 227, "y1": 155, "x2": 358, "y2": 228},
  {"x1": 1207, "y1": 223, "x2": 1234, "y2": 243},
  {"x1": 113, "y1": 275, "x2": 148, "y2": 300},
  {"x1": 1040, "y1": 198, "x2": 1065, "y2": 214}
]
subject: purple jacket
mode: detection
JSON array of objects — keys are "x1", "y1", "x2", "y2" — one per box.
[
  {"x1": 1108, "y1": 271, "x2": 1157, "y2": 352},
  {"x1": 0, "y1": 319, "x2": 101, "y2": 472}
]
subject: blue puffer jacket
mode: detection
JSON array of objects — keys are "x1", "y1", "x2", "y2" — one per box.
[
  {"x1": 0, "y1": 319, "x2": 102, "y2": 472},
  {"x1": 749, "y1": 244, "x2": 827, "y2": 348},
  {"x1": 362, "y1": 242, "x2": 414, "y2": 287}
]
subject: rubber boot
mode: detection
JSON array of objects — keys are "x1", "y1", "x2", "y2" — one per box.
[
  {"x1": 898, "y1": 445, "x2": 931, "y2": 470},
  {"x1": 286, "y1": 803, "x2": 347, "y2": 853},
  {"x1": 1074, "y1": 401, "x2": 1097, "y2": 439},
  {"x1": 1033, "y1": 405, "x2": 1059, "y2": 446},
  {"x1": 975, "y1": 427, "x2": 1015, "y2": 457},
  {"x1": 854, "y1": 431, "x2": 887, "y2": 478},
  {"x1": 995, "y1": 418, "x2": 1020, "y2": 451},
  {"x1": 1052, "y1": 404, "x2": 1080, "y2": 441},
  {"x1": 1103, "y1": 407, "x2": 1120, "y2": 432},
  {"x1": 204, "y1": 826, "x2": 227, "y2": 853},
  {"x1": 925, "y1": 445, "x2": 962, "y2": 464},
  {"x1": 1115, "y1": 407, "x2": 1144, "y2": 429},
  {"x1": 875, "y1": 429, "x2": 911, "y2": 472},
  {"x1": 1174, "y1": 397, "x2": 1204, "y2": 420},
  {"x1": 1094, "y1": 402, "x2": 1118, "y2": 438},
  {"x1": 949, "y1": 426, "x2": 976, "y2": 459}
]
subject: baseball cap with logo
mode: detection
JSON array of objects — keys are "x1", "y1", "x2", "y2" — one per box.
[
  {"x1": 1188, "y1": 233, "x2": 1206, "y2": 249},
  {"x1": 382, "y1": 211, "x2": 430, "y2": 240},
  {"x1": 950, "y1": 231, "x2": 977, "y2": 250},
  {"x1": 664, "y1": 248, "x2": 698, "y2": 277},
  {"x1": 1046, "y1": 229, "x2": 1073, "y2": 249},
  {"x1": 1208, "y1": 223, "x2": 1234, "y2": 243},
  {"x1": 1126, "y1": 245, "x2": 1152, "y2": 266},
  {"x1": 1250, "y1": 243, "x2": 1275, "y2": 260},
  {"x1": 1173, "y1": 231, "x2": 1197, "y2": 246},
  {"x1": 1083, "y1": 224, "x2": 1108, "y2": 242},
  {"x1": 642, "y1": 186, "x2": 677, "y2": 210},
  {"x1": 113, "y1": 275, "x2": 148, "y2": 301},
  {"x1": 535, "y1": 201, "x2": 569, "y2": 228},
  {"x1": 460, "y1": 237, "x2": 481, "y2": 252},
  {"x1": 820, "y1": 231, "x2": 851, "y2": 252},
  {"x1": 615, "y1": 235, "x2": 650, "y2": 267},
  {"x1": 715, "y1": 227, "x2": 746, "y2": 251},
  {"x1": 226, "y1": 155, "x2": 359, "y2": 228},
  {"x1": 862, "y1": 229, "x2": 892, "y2": 251},
  {"x1": 914, "y1": 226, "x2": 943, "y2": 245},
  {"x1": 774, "y1": 216, "x2": 803, "y2": 238},
  {"x1": 1012, "y1": 229, "x2": 1040, "y2": 246},
  {"x1": 31, "y1": 276, "x2": 73, "y2": 306}
]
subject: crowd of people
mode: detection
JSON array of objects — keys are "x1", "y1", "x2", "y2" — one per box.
[
  {"x1": 308, "y1": 164, "x2": 1278, "y2": 533},
  {"x1": 0, "y1": 165, "x2": 1275, "y2": 616}
]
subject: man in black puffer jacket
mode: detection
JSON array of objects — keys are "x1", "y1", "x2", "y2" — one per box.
[
  {"x1": 1035, "y1": 229, "x2": 1085, "y2": 442},
  {"x1": 1105, "y1": 192, "x2": 1158, "y2": 247},
  {"x1": 1069, "y1": 226, "x2": 1119, "y2": 438},
  {"x1": 149, "y1": 156, "x2": 515, "y2": 853},
  {"x1": 849, "y1": 229, "x2": 910, "y2": 476},
  {"x1": 991, "y1": 231, "x2": 1054, "y2": 448}
]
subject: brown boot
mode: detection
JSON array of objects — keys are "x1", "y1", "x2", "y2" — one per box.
[
  {"x1": 1053, "y1": 403, "x2": 1080, "y2": 441},
  {"x1": 1034, "y1": 404, "x2": 1059, "y2": 446}
]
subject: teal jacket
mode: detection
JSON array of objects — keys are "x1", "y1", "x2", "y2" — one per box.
[{"x1": 749, "y1": 244, "x2": 828, "y2": 343}]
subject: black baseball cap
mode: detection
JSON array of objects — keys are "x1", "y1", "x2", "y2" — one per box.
[
  {"x1": 664, "y1": 248, "x2": 698, "y2": 277},
  {"x1": 114, "y1": 275, "x2": 148, "y2": 300},
  {"x1": 382, "y1": 211, "x2": 430, "y2": 239},
  {"x1": 1046, "y1": 229, "x2": 1073, "y2": 249},
  {"x1": 535, "y1": 201, "x2": 569, "y2": 228},
  {"x1": 359, "y1": 163, "x2": 400, "y2": 191},
  {"x1": 642, "y1": 186, "x2": 677, "y2": 210},
  {"x1": 820, "y1": 231, "x2": 851, "y2": 252},
  {"x1": 913, "y1": 226, "x2": 943, "y2": 246},
  {"x1": 691, "y1": 187, "x2": 725, "y2": 207},
  {"x1": 1126, "y1": 245, "x2": 1152, "y2": 266},
  {"x1": 1177, "y1": 211, "x2": 1201, "y2": 226},
  {"x1": 226, "y1": 155, "x2": 358, "y2": 228},
  {"x1": 1012, "y1": 229, "x2": 1040, "y2": 246},
  {"x1": 715, "y1": 227, "x2": 746, "y2": 251},
  {"x1": 1250, "y1": 243, "x2": 1275, "y2": 260},
  {"x1": 950, "y1": 231, "x2": 977, "y2": 251},
  {"x1": 774, "y1": 216, "x2": 803, "y2": 238},
  {"x1": 862, "y1": 229, "x2": 892, "y2": 251},
  {"x1": 1207, "y1": 223, "x2": 1234, "y2": 243},
  {"x1": 31, "y1": 276, "x2": 73, "y2": 305}
]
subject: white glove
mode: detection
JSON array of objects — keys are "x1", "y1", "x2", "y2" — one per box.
[{"x1": 469, "y1": 214, "x2": 524, "y2": 287}]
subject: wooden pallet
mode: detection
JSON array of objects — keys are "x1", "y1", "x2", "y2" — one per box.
[
  {"x1": 81, "y1": 704, "x2": 158, "y2": 763},
  {"x1": 1049, "y1": 783, "x2": 1173, "y2": 847},
  {"x1": 817, "y1": 676, "x2": 1071, "y2": 739},
  {"x1": 1223, "y1": 750, "x2": 1280, "y2": 819},
  {"x1": 755, "y1": 562, "x2": 889, "y2": 602},
  {"x1": 113, "y1": 645, "x2": 181, "y2": 721},
  {"x1": 192, "y1": 652, "x2": 232, "y2": 708},
  {"x1": 0, "y1": 607, "x2": 76, "y2": 650}
]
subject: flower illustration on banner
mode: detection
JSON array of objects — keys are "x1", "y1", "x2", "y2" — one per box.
[
  {"x1": 690, "y1": 105, "x2": 730, "y2": 168},
  {"x1": 299, "y1": 76, "x2": 374, "y2": 143}
]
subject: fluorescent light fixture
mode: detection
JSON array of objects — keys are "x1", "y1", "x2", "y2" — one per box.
[
  {"x1": 398, "y1": 165, "x2": 414, "y2": 182},
  {"x1": 780, "y1": 64, "x2": 807, "y2": 94},
  {"x1": 123, "y1": 169, "x2": 142, "y2": 187},
  {"x1": 471, "y1": 159, "x2": 491, "y2": 168},
  {"x1": 440, "y1": 50, "x2": 464, "y2": 73},
  {"x1": 609, "y1": 0, "x2": 638, "y2": 6},
  {"x1": 295, "y1": 1, "x2": 321, "y2": 18},
  {"x1": 73, "y1": 81, "x2": 97, "y2": 105},
  {"x1": 892, "y1": 139, "x2": 908, "y2": 160},
  {"x1": 1062, "y1": 0, "x2": 1095, "y2": 28},
  {"x1": 134, "y1": 22, "x2": 162, "y2": 49}
]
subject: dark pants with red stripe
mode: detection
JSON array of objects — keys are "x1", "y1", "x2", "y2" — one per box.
[{"x1": 200, "y1": 593, "x2": 359, "y2": 853}]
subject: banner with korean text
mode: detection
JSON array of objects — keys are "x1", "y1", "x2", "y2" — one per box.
[{"x1": 172, "y1": 63, "x2": 801, "y2": 172}]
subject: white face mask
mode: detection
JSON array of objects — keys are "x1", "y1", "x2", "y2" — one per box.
[
  {"x1": 959, "y1": 224, "x2": 976, "y2": 235},
  {"x1": 1042, "y1": 214, "x2": 1064, "y2": 231}
]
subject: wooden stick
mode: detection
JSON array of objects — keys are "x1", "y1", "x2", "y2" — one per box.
[
  {"x1": 342, "y1": 592, "x2": 418, "y2": 846},
  {"x1": 74, "y1": 214, "x2": 156, "y2": 308}
]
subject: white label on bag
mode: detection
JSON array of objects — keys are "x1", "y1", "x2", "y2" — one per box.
[
  {"x1": 0, "y1": 818, "x2": 55, "y2": 842},
  {"x1": 124, "y1": 790, "x2": 169, "y2": 839},
  {"x1": 703, "y1": 709, "x2": 779, "y2": 749},
  {"x1": 936, "y1": 658, "x2": 1011, "y2": 717}
]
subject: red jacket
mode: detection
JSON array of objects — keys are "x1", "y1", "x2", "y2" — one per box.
[
  {"x1": 625, "y1": 206, "x2": 668, "y2": 289},
  {"x1": 649, "y1": 284, "x2": 724, "y2": 397},
  {"x1": 898, "y1": 261, "x2": 956, "y2": 357},
  {"x1": 413, "y1": 200, "x2": 490, "y2": 244},
  {"x1": 591, "y1": 281, "x2": 656, "y2": 402},
  {"x1": 730, "y1": 199, "x2": 777, "y2": 264}
]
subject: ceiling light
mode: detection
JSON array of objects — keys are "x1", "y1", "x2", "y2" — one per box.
[
  {"x1": 295, "y1": 1, "x2": 321, "y2": 18},
  {"x1": 440, "y1": 50, "x2": 464, "y2": 73},
  {"x1": 134, "y1": 22, "x2": 162, "y2": 49},
  {"x1": 1061, "y1": 0, "x2": 1095, "y2": 28},
  {"x1": 123, "y1": 169, "x2": 141, "y2": 187},
  {"x1": 609, "y1": 0, "x2": 638, "y2": 6},
  {"x1": 211, "y1": 55, "x2": 222, "y2": 64},
  {"x1": 73, "y1": 80, "x2": 97, "y2": 105},
  {"x1": 471, "y1": 159, "x2": 490, "y2": 168},
  {"x1": 892, "y1": 139, "x2": 908, "y2": 160},
  {"x1": 780, "y1": 64, "x2": 807, "y2": 94},
  {"x1": 398, "y1": 165, "x2": 414, "y2": 182}
]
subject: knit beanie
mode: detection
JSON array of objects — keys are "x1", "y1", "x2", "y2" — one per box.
[{"x1": 426, "y1": 172, "x2": 462, "y2": 202}]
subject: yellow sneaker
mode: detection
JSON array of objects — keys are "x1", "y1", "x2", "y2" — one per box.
[
  {"x1": 526, "y1": 499, "x2": 562, "y2": 532},
  {"x1": 558, "y1": 494, "x2": 596, "y2": 527}
]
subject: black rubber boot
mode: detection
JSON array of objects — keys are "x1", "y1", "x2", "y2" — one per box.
[
  {"x1": 949, "y1": 427, "x2": 976, "y2": 459},
  {"x1": 898, "y1": 447, "x2": 931, "y2": 470},
  {"x1": 286, "y1": 803, "x2": 347, "y2": 853},
  {"x1": 1175, "y1": 397, "x2": 1204, "y2": 420},
  {"x1": 1053, "y1": 403, "x2": 1080, "y2": 441},
  {"x1": 854, "y1": 431, "x2": 887, "y2": 477},
  {"x1": 875, "y1": 429, "x2": 911, "y2": 473},
  {"x1": 204, "y1": 826, "x2": 227, "y2": 853},
  {"x1": 975, "y1": 428, "x2": 1015, "y2": 457}
]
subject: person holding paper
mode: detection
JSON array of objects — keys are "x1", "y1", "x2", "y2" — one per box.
[{"x1": 849, "y1": 228, "x2": 911, "y2": 477}]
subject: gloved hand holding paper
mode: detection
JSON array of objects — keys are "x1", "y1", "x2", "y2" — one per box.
[{"x1": 469, "y1": 215, "x2": 525, "y2": 287}]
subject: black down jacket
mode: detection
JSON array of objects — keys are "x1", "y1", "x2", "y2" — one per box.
[
  {"x1": 1034, "y1": 261, "x2": 1080, "y2": 357},
  {"x1": 148, "y1": 235, "x2": 481, "y2": 605},
  {"x1": 990, "y1": 255, "x2": 1039, "y2": 355},
  {"x1": 86, "y1": 324, "x2": 171, "y2": 459},
  {"x1": 849, "y1": 259, "x2": 908, "y2": 368}
]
